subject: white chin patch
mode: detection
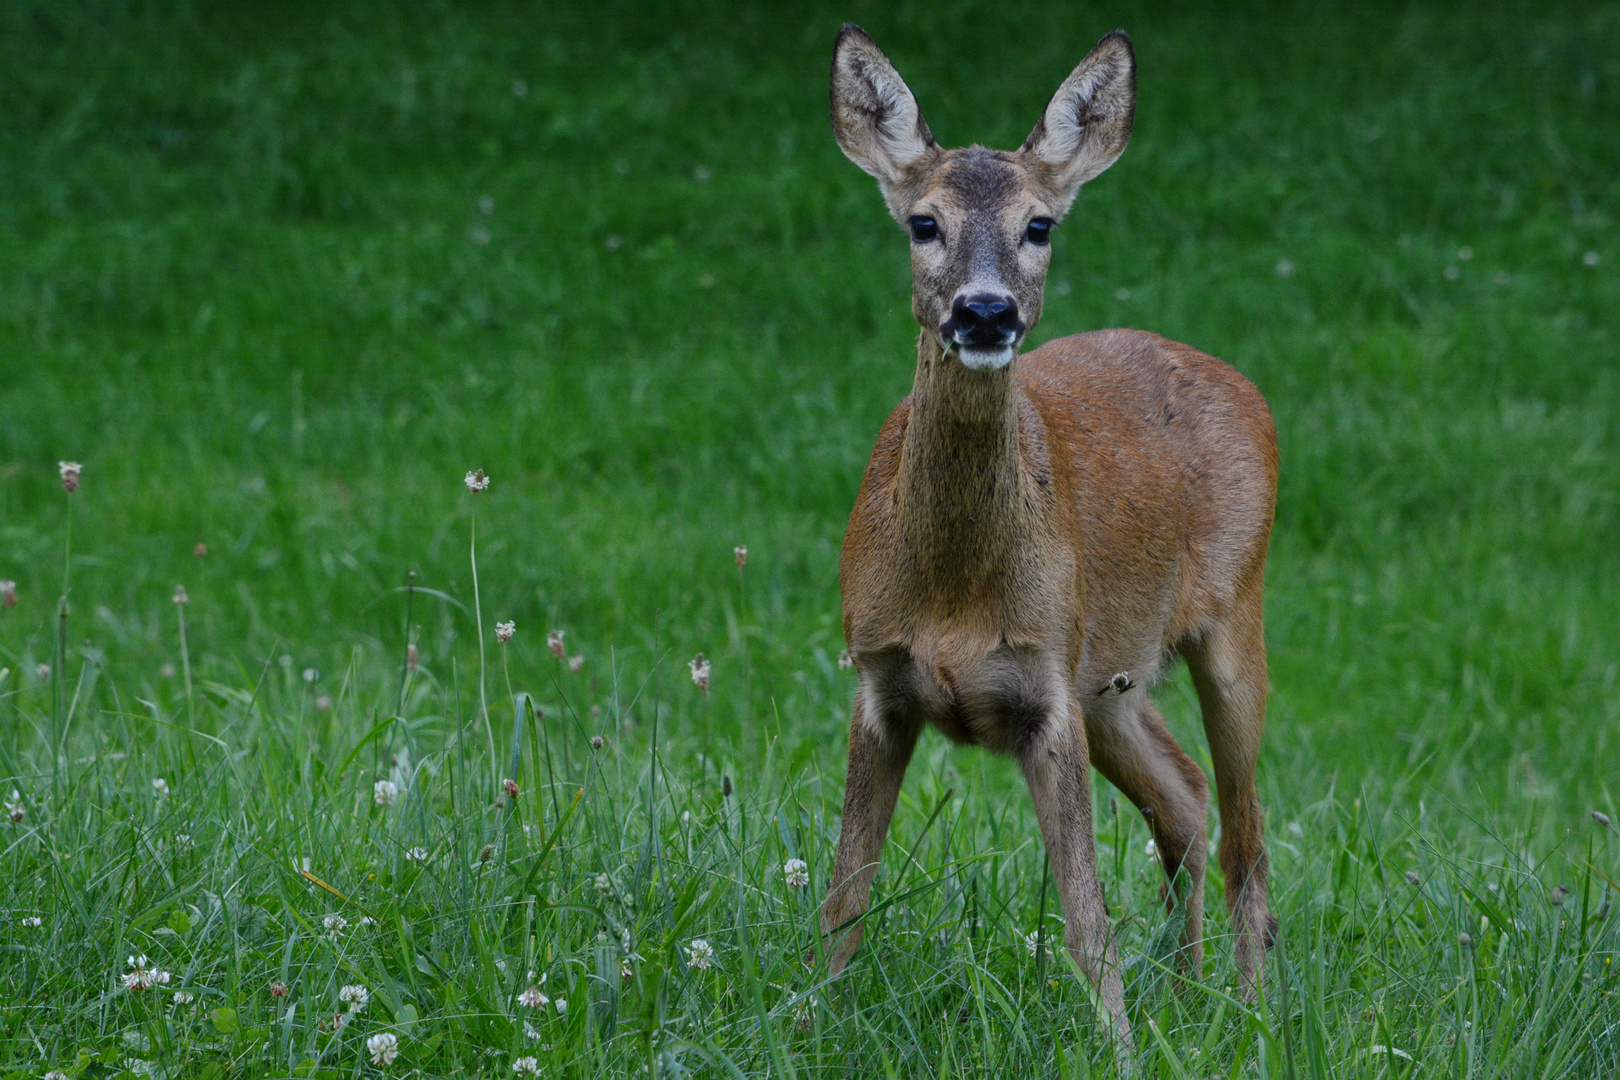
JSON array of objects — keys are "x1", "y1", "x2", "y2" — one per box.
[{"x1": 955, "y1": 344, "x2": 1016, "y2": 371}]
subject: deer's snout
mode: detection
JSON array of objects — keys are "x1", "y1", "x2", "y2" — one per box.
[{"x1": 943, "y1": 292, "x2": 1023, "y2": 348}]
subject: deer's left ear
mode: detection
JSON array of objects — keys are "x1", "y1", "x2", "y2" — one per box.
[
  {"x1": 830, "y1": 25, "x2": 938, "y2": 217},
  {"x1": 1022, "y1": 31, "x2": 1135, "y2": 214}
]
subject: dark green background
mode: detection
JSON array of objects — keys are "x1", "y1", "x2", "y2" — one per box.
[{"x1": 2, "y1": 0, "x2": 1616, "y2": 813}]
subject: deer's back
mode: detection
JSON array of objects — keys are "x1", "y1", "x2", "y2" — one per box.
[{"x1": 1018, "y1": 328, "x2": 1277, "y2": 656}]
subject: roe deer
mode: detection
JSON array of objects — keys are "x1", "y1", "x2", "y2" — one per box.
[{"x1": 821, "y1": 26, "x2": 1279, "y2": 1037}]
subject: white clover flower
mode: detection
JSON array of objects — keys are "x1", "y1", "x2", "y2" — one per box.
[
  {"x1": 464, "y1": 469, "x2": 490, "y2": 493},
  {"x1": 367, "y1": 1031, "x2": 400, "y2": 1066},
  {"x1": 5, "y1": 790, "x2": 24, "y2": 823},
  {"x1": 547, "y1": 629, "x2": 565, "y2": 658},
  {"x1": 783, "y1": 858, "x2": 810, "y2": 889},
  {"x1": 518, "y1": 984, "x2": 549, "y2": 1009},
  {"x1": 172, "y1": 990, "x2": 195, "y2": 1006},
  {"x1": 405, "y1": 846, "x2": 428, "y2": 862},
  {"x1": 121, "y1": 956, "x2": 171, "y2": 992},
  {"x1": 339, "y1": 983, "x2": 369, "y2": 1010},
  {"x1": 21, "y1": 916, "x2": 43, "y2": 928},
  {"x1": 734, "y1": 545, "x2": 748, "y2": 567},
  {"x1": 373, "y1": 780, "x2": 399, "y2": 807},
  {"x1": 59, "y1": 461, "x2": 82, "y2": 493},
  {"x1": 323, "y1": 914, "x2": 348, "y2": 938},
  {"x1": 302, "y1": 668, "x2": 318, "y2": 683},
  {"x1": 522, "y1": 1021, "x2": 540, "y2": 1041},
  {"x1": 837, "y1": 650, "x2": 854, "y2": 670},
  {"x1": 359, "y1": 915, "x2": 377, "y2": 928},
  {"x1": 496, "y1": 620, "x2": 515, "y2": 643},
  {"x1": 568, "y1": 654, "x2": 584, "y2": 674},
  {"x1": 592, "y1": 872, "x2": 614, "y2": 896},
  {"x1": 331, "y1": 1010, "x2": 349, "y2": 1031},
  {"x1": 1024, "y1": 930, "x2": 1046, "y2": 957},
  {"x1": 43, "y1": 1071, "x2": 69, "y2": 1080},
  {"x1": 688, "y1": 653, "x2": 710, "y2": 694},
  {"x1": 152, "y1": 778, "x2": 169, "y2": 797},
  {"x1": 513, "y1": 1057, "x2": 541, "y2": 1076},
  {"x1": 1143, "y1": 838, "x2": 1157, "y2": 859},
  {"x1": 684, "y1": 939, "x2": 715, "y2": 970}
]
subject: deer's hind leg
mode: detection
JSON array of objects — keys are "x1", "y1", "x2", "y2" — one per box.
[
  {"x1": 1085, "y1": 688, "x2": 1210, "y2": 975},
  {"x1": 1184, "y1": 580, "x2": 1276, "y2": 999}
]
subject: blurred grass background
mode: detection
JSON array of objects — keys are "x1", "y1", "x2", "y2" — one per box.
[{"x1": 2, "y1": 0, "x2": 1617, "y2": 821}]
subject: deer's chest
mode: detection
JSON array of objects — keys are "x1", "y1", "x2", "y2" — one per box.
[{"x1": 855, "y1": 633, "x2": 1068, "y2": 755}]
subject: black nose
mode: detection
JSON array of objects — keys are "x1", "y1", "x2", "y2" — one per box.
[{"x1": 948, "y1": 293, "x2": 1021, "y2": 345}]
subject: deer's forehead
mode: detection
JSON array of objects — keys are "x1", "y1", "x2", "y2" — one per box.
[{"x1": 925, "y1": 149, "x2": 1036, "y2": 217}]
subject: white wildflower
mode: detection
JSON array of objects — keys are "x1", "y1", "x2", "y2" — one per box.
[
  {"x1": 783, "y1": 858, "x2": 810, "y2": 889},
  {"x1": 121, "y1": 955, "x2": 171, "y2": 992},
  {"x1": 513, "y1": 1057, "x2": 541, "y2": 1076},
  {"x1": 374, "y1": 779, "x2": 399, "y2": 807},
  {"x1": 59, "y1": 461, "x2": 82, "y2": 493},
  {"x1": 21, "y1": 916, "x2": 43, "y2": 928},
  {"x1": 367, "y1": 1031, "x2": 400, "y2": 1066},
  {"x1": 688, "y1": 653, "x2": 710, "y2": 694},
  {"x1": 405, "y1": 846, "x2": 428, "y2": 862},
  {"x1": 733, "y1": 545, "x2": 747, "y2": 567},
  {"x1": 1144, "y1": 838, "x2": 1157, "y2": 859},
  {"x1": 684, "y1": 939, "x2": 715, "y2": 970},
  {"x1": 323, "y1": 914, "x2": 348, "y2": 938},
  {"x1": 518, "y1": 984, "x2": 549, "y2": 1009},
  {"x1": 496, "y1": 620, "x2": 515, "y2": 643},
  {"x1": 171, "y1": 990, "x2": 195, "y2": 1006},
  {"x1": 547, "y1": 629, "x2": 566, "y2": 658},
  {"x1": 464, "y1": 469, "x2": 490, "y2": 493},
  {"x1": 5, "y1": 790, "x2": 23, "y2": 823},
  {"x1": 1024, "y1": 930, "x2": 1047, "y2": 957},
  {"x1": 339, "y1": 983, "x2": 369, "y2": 1010},
  {"x1": 568, "y1": 654, "x2": 584, "y2": 673},
  {"x1": 522, "y1": 1021, "x2": 541, "y2": 1041},
  {"x1": 152, "y1": 778, "x2": 169, "y2": 797}
]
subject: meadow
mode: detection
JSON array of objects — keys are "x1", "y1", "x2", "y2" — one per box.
[{"x1": 2, "y1": 1, "x2": 1618, "y2": 1076}]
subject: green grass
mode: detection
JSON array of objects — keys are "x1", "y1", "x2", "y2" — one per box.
[{"x1": 2, "y1": 0, "x2": 1618, "y2": 1075}]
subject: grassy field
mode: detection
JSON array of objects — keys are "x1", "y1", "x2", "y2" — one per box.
[{"x1": 2, "y1": 1, "x2": 1618, "y2": 1075}]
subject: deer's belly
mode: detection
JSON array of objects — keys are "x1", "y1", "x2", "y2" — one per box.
[{"x1": 857, "y1": 638, "x2": 1066, "y2": 754}]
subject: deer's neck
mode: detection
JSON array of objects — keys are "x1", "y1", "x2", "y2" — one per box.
[{"x1": 893, "y1": 334, "x2": 1032, "y2": 591}]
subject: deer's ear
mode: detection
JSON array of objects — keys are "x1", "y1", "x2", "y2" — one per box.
[
  {"x1": 830, "y1": 25, "x2": 936, "y2": 214},
  {"x1": 1022, "y1": 31, "x2": 1135, "y2": 213}
]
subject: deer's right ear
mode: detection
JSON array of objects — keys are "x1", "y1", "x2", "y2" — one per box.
[
  {"x1": 1022, "y1": 31, "x2": 1135, "y2": 215},
  {"x1": 830, "y1": 25, "x2": 935, "y2": 215}
]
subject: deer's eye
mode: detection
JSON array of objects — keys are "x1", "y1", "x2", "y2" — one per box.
[
  {"x1": 1025, "y1": 218, "x2": 1054, "y2": 245},
  {"x1": 909, "y1": 216, "x2": 938, "y2": 242}
]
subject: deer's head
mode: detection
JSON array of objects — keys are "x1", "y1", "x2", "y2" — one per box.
[{"x1": 831, "y1": 26, "x2": 1135, "y2": 371}]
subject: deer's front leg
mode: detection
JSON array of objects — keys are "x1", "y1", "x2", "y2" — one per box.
[
  {"x1": 821, "y1": 689, "x2": 920, "y2": 976},
  {"x1": 1020, "y1": 699, "x2": 1131, "y2": 1043}
]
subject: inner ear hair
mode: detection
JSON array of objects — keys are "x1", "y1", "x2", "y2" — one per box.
[
  {"x1": 829, "y1": 25, "x2": 936, "y2": 204},
  {"x1": 1022, "y1": 30, "x2": 1136, "y2": 211}
]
